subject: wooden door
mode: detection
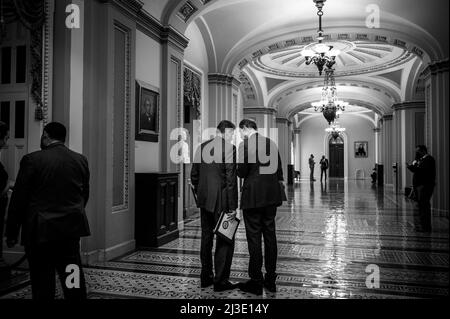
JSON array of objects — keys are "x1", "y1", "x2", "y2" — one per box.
[
  {"x1": 0, "y1": 22, "x2": 29, "y2": 181},
  {"x1": 329, "y1": 137, "x2": 344, "y2": 178}
]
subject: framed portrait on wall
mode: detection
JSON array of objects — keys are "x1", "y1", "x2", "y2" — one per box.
[
  {"x1": 136, "y1": 80, "x2": 160, "y2": 142},
  {"x1": 354, "y1": 141, "x2": 368, "y2": 158}
]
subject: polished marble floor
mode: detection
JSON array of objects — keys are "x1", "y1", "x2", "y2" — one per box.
[{"x1": 1, "y1": 180, "x2": 448, "y2": 299}]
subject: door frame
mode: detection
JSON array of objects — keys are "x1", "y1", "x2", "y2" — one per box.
[{"x1": 323, "y1": 132, "x2": 349, "y2": 179}]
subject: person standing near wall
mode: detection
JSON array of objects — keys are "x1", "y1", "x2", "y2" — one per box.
[
  {"x1": 309, "y1": 154, "x2": 316, "y2": 182},
  {"x1": 406, "y1": 145, "x2": 436, "y2": 232}
]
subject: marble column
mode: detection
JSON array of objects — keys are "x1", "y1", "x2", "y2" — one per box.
[
  {"x1": 276, "y1": 118, "x2": 291, "y2": 183},
  {"x1": 293, "y1": 129, "x2": 301, "y2": 172},
  {"x1": 242, "y1": 107, "x2": 277, "y2": 138},
  {"x1": 381, "y1": 114, "x2": 394, "y2": 186},
  {"x1": 208, "y1": 74, "x2": 241, "y2": 127},
  {"x1": 423, "y1": 59, "x2": 449, "y2": 216},
  {"x1": 392, "y1": 101, "x2": 425, "y2": 191},
  {"x1": 374, "y1": 127, "x2": 381, "y2": 164}
]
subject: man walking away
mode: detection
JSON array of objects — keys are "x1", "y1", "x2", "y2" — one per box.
[
  {"x1": 237, "y1": 119, "x2": 284, "y2": 295},
  {"x1": 191, "y1": 120, "x2": 238, "y2": 292},
  {"x1": 6, "y1": 122, "x2": 90, "y2": 300},
  {"x1": 320, "y1": 155, "x2": 329, "y2": 183},
  {"x1": 406, "y1": 145, "x2": 436, "y2": 232}
]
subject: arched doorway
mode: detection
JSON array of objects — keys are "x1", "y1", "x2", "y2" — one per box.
[{"x1": 329, "y1": 136, "x2": 344, "y2": 178}]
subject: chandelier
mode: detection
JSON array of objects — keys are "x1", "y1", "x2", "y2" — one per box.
[
  {"x1": 311, "y1": 68, "x2": 348, "y2": 124},
  {"x1": 301, "y1": 0, "x2": 340, "y2": 75},
  {"x1": 325, "y1": 121, "x2": 346, "y2": 139}
]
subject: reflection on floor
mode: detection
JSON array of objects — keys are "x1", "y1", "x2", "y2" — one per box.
[{"x1": 1, "y1": 180, "x2": 448, "y2": 299}]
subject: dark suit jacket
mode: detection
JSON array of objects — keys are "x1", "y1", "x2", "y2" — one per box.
[
  {"x1": 6, "y1": 142, "x2": 91, "y2": 246},
  {"x1": 407, "y1": 155, "x2": 436, "y2": 187},
  {"x1": 237, "y1": 133, "x2": 284, "y2": 210},
  {"x1": 191, "y1": 137, "x2": 238, "y2": 213}
]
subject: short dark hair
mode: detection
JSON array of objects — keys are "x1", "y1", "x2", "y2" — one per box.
[
  {"x1": 239, "y1": 119, "x2": 257, "y2": 130},
  {"x1": 416, "y1": 145, "x2": 428, "y2": 154},
  {"x1": 0, "y1": 121, "x2": 9, "y2": 139},
  {"x1": 217, "y1": 120, "x2": 236, "y2": 134},
  {"x1": 44, "y1": 122, "x2": 67, "y2": 142}
]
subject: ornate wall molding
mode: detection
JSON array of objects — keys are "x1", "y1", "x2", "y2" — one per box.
[
  {"x1": 112, "y1": 21, "x2": 131, "y2": 212},
  {"x1": 100, "y1": 0, "x2": 143, "y2": 19},
  {"x1": 135, "y1": 9, "x2": 189, "y2": 52},
  {"x1": 41, "y1": 0, "x2": 55, "y2": 124}
]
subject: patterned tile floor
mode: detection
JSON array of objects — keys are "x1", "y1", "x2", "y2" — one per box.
[{"x1": 1, "y1": 180, "x2": 449, "y2": 299}]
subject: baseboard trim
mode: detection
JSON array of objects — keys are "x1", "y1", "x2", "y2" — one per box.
[{"x1": 82, "y1": 240, "x2": 136, "y2": 264}]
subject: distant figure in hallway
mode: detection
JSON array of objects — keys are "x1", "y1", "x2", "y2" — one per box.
[
  {"x1": 309, "y1": 154, "x2": 316, "y2": 181},
  {"x1": 407, "y1": 145, "x2": 436, "y2": 232},
  {"x1": 190, "y1": 120, "x2": 238, "y2": 292},
  {"x1": 237, "y1": 119, "x2": 285, "y2": 295},
  {"x1": 6, "y1": 122, "x2": 91, "y2": 300},
  {"x1": 319, "y1": 155, "x2": 329, "y2": 183}
]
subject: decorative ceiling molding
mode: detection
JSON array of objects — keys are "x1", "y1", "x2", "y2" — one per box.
[
  {"x1": 237, "y1": 32, "x2": 425, "y2": 76},
  {"x1": 238, "y1": 72, "x2": 256, "y2": 101}
]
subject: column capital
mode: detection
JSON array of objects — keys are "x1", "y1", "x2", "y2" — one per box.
[
  {"x1": 373, "y1": 128, "x2": 381, "y2": 133},
  {"x1": 208, "y1": 73, "x2": 241, "y2": 87},
  {"x1": 392, "y1": 101, "x2": 425, "y2": 111},
  {"x1": 293, "y1": 128, "x2": 302, "y2": 134},
  {"x1": 423, "y1": 59, "x2": 450, "y2": 78},
  {"x1": 382, "y1": 114, "x2": 393, "y2": 121},
  {"x1": 276, "y1": 117, "x2": 289, "y2": 124},
  {"x1": 243, "y1": 107, "x2": 277, "y2": 115}
]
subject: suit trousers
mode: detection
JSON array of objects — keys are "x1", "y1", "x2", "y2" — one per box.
[
  {"x1": 416, "y1": 185, "x2": 434, "y2": 230},
  {"x1": 200, "y1": 209, "x2": 235, "y2": 285},
  {"x1": 243, "y1": 205, "x2": 278, "y2": 283},
  {"x1": 320, "y1": 169, "x2": 328, "y2": 182},
  {"x1": 310, "y1": 167, "x2": 315, "y2": 180},
  {"x1": 25, "y1": 238, "x2": 87, "y2": 300}
]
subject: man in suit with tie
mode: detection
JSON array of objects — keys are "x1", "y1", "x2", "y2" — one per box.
[
  {"x1": 191, "y1": 120, "x2": 238, "y2": 292},
  {"x1": 407, "y1": 145, "x2": 436, "y2": 231},
  {"x1": 6, "y1": 122, "x2": 90, "y2": 299},
  {"x1": 237, "y1": 119, "x2": 285, "y2": 295}
]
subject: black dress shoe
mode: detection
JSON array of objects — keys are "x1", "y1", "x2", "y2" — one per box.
[
  {"x1": 201, "y1": 277, "x2": 214, "y2": 288},
  {"x1": 238, "y1": 280, "x2": 263, "y2": 296},
  {"x1": 263, "y1": 280, "x2": 276, "y2": 293},
  {"x1": 213, "y1": 281, "x2": 237, "y2": 292}
]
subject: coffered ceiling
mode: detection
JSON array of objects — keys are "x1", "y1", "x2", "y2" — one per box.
[{"x1": 144, "y1": 0, "x2": 448, "y2": 120}]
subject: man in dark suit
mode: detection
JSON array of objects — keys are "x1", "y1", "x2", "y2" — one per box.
[
  {"x1": 191, "y1": 120, "x2": 238, "y2": 292},
  {"x1": 6, "y1": 122, "x2": 90, "y2": 299},
  {"x1": 319, "y1": 155, "x2": 329, "y2": 183},
  {"x1": 237, "y1": 119, "x2": 284, "y2": 295},
  {"x1": 407, "y1": 145, "x2": 436, "y2": 231}
]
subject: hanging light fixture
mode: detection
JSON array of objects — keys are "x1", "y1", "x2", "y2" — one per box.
[
  {"x1": 301, "y1": 0, "x2": 340, "y2": 75},
  {"x1": 325, "y1": 121, "x2": 346, "y2": 139},
  {"x1": 311, "y1": 68, "x2": 348, "y2": 124}
]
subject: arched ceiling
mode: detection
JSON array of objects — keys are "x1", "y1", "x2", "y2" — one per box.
[{"x1": 145, "y1": 0, "x2": 448, "y2": 118}]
